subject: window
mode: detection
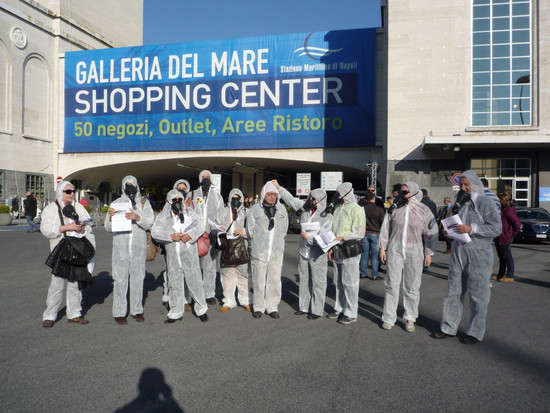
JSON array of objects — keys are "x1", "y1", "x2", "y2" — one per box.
[
  {"x1": 26, "y1": 174, "x2": 45, "y2": 199},
  {"x1": 471, "y1": 158, "x2": 531, "y2": 206},
  {"x1": 472, "y1": 0, "x2": 531, "y2": 126}
]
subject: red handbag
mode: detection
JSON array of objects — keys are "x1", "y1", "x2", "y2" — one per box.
[{"x1": 197, "y1": 232, "x2": 211, "y2": 258}]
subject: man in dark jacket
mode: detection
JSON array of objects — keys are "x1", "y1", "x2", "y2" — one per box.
[
  {"x1": 360, "y1": 191, "x2": 386, "y2": 280},
  {"x1": 421, "y1": 189, "x2": 438, "y2": 218},
  {"x1": 23, "y1": 191, "x2": 40, "y2": 233}
]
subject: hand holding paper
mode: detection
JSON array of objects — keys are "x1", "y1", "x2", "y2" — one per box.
[{"x1": 441, "y1": 215, "x2": 471, "y2": 243}]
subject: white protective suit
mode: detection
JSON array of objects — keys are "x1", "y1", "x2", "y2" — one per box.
[
  {"x1": 246, "y1": 182, "x2": 289, "y2": 314},
  {"x1": 217, "y1": 188, "x2": 252, "y2": 308},
  {"x1": 379, "y1": 181, "x2": 438, "y2": 325},
  {"x1": 440, "y1": 170, "x2": 502, "y2": 340},
  {"x1": 278, "y1": 187, "x2": 332, "y2": 316},
  {"x1": 41, "y1": 181, "x2": 96, "y2": 322},
  {"x1": 160, "y1": 179, "x2": 191, "y2": 304},
  {"x1": 104, "y1": 176, "x2": 154, "y2": 318},
  {"x1": 330, "y1": 182, "x2": 366, "y2": 320},
  {"x1": 151, "y1": 189, "x2": 207, "y2": 320},
  {"x1": 189, "y1": 170, "x2": 225, "y2": 300}
]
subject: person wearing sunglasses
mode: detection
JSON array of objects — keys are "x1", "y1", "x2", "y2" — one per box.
[{"x1": 40, "y1": 181, "x2": 96, "y2": 328}]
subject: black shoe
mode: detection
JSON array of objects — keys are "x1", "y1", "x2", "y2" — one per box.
[
  {"x1": 460, "y1": 335, "x2": 479, "y2": 345},
  {"x1": 199, "y1": 313, "x2": 208, "y2": 322},
  {"x1": 269, "y1": 311, "x2": 280, "y2": 319},
  {"x1": 430, "y1": 330, "x2": 453, "y2": 339},
  {"x1": 294, "y1": 311, "x2": 307, "y2": 316},
  {"x1": 367, "y1": 275, "x2": 383, "y2": 280},
  {"x1": 252, "y1": 311, "x2": 262, "y2": 318},
  {"x1": 205, "y1": 297, "x2": 217, "y2": 305},
  {"x1": 164, "y1": 317, "x2": 182, "y2": 324},
  {"x1": 162, "y1": 301, "x2": 170, "y2": 311},
  {"x1": 307, "y1": 314, "x2": 320, "y2": 320},
  {"x1": 326, "y1": 312, "x2": 340, "y2": 320}
]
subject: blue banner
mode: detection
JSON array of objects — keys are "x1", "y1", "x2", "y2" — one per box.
[{"x1": 64, "y1": 29, "x2": 376, "y2": 153}]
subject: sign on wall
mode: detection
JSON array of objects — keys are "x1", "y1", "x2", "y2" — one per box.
[{"x1": 64, "y1": 29, "x2": 376, "y2": 153}]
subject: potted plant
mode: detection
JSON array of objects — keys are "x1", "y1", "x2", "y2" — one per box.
[{"x1": 0, "y1": 204, "x2": 13, "y2": 226}]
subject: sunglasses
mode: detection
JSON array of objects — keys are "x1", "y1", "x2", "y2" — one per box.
[
  {"x1": 401, "y1": 190, "x2": 409, "y2": 195},
  {"x1": 63, "y1": 189, "x2": 75, "y2": 194}
]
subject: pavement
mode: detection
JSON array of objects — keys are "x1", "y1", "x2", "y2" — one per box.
[{"x1": 0, "y1": 226, "x2": 549, "y2": 412}]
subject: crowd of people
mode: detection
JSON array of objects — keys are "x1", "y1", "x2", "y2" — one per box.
[{"x1": 38, "y1": 169, "x2": 513, "y2": 344}]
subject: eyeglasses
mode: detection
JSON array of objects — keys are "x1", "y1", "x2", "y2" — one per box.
[{"x1": 63, "y1": 189, "x2": 75, "y2": 194}]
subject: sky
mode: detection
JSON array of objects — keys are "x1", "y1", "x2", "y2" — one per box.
[{"x1": 143, "y1": 0, "x2": 381, "y2": 45}]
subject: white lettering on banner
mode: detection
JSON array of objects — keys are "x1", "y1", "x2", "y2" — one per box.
[
  {"x1": 211, "y1": 49, "x2": 269, "y2": 76},
  {"x1": 75, "y1": 57, "x2": 162, "y2": 84},
  {"x1": 73, "y1": 78, "x2": 342, "y2": 114},
  {"x1": 168, "y1": 54, "x2": 205, "y2": 79}
]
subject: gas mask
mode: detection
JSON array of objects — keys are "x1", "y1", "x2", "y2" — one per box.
[
  {"x1": 230, "y1": 197, "x2": 242, "y2": 210},
  {"x1": 124, "y1": 184, "x2": 137, "y2": 206},
  {"x1": 171, "y1": 198, "x2": 185, "y2": 223},
  {"x1": 452, "y1": 190, "x2": 471, "y2": 215},
  {"x1": 62, "y1": 204, "x2": 80, "y2": 224},
  {"x1": 297, "y1": 196, "x2": 319, "y2": 216},
  {"x1": 178, "y1": 189, "x2": 187, "y2": 198},
  {"x1": 264, "y1": 204, "x2": 277, "y2": 230},
  {"x1": 324, "y1": 190, "x2": 349, "y2": 215},
  {"x1": 200, "y1": 178, "x2": 212, "y2": 189},
  {"x1": 387, "y1": 192, "x2": 409, "y2": 214}
]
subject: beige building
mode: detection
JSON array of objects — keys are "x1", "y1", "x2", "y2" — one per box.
[
  {"x1": 384, "y1": 0, "x2": 549, "y2": 210},
  {"x1": 0, "y1": 0, "x2": 143, "y2": 205},
  {"x1": 1, "y1": 0, "x2": 548, "y2": 213}
]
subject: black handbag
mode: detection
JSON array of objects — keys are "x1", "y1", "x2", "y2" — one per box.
[
  {"x1": 340, "y1": 239, "x2": 363, "y2": 258},
  {"x1": 221, "y1": 236, "x2": 249, "y2": 267},
  {"x1": 45, "y1": 202, "x2": 95, "y2": 289}
]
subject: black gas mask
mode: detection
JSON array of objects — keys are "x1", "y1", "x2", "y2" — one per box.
[
  {"x1": 264, "y1": 204, "x2": 277, "y2": 231},
  {"x1": 387, "y1": 192, "x2": 409, "y2": 214},
  {"x1": 297, "y1": 195, "x2": 322, "y2": 216},
  {"x1": 324, "y1": 189, "x2": 351, "y2": 215},
  {"x1": 124, "y1": 184, "x2": 138, "y2": 207},
  {"x1": 452, "y1": 190, "x2": 471, "y2": 215},
  {"x1": 171, "y1": 198, "x2": 185, "y2": 223},
  {"x1": 178, "y1": 189, "x2": 187, "y2": 199},
  {"x1": 200, "y1": 178, "x2": 212, "y2": 189},
  {"x1": 230, "y1": 197, "x2": 242, "y2": 210},
  {"x1": 62, "y1": 204, "x2": 80, "y2": 224}
]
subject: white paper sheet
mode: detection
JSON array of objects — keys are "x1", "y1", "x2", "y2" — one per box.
[
  {"x1": 314, "y1": 227, "x2": 340, "y2": 253},
  {"x1": 441, "y1": 215, "x2": 472, "y2": 243},
  {"x1": 301, "y1": 221, "x2": 320, "y2": 238},
  {"x1": 172, "y1": 215, "x2": 195, "y2": 234},
  {"x1": 110, "y1": 201, "x2": 132, "y2": 232}
]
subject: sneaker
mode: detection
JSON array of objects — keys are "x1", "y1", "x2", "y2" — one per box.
[
  {"x1": 491, "y1": 275, "x2": 498, "y2": 281},
  {"x1": 382, "y1": 322, "x2": 394, "y2": 330},
  {"x1": 499, "y1": 276, "x2": 515, "y2": 283},
  {"x1": 326, "y1": 312, "x2": 340, "y2": 320},
  {"x1": 242, "y1": 305, "x2": 252, "y2": 312},
  {"x1": 220, "y1": 306, "x2": 231, "y2": 312},
  {"x1": 184, "y1": 303, "x2": 192, "y2": 312},
  {"x1": 337, "y1": 316, "x2": 357, "y2": 325},
  {"x1": 405, "y1": 320, "x2": 415, "y2": 333}
]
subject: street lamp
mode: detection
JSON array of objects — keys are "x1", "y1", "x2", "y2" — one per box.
[{"x1": 515, "y1": 74, "x2": 530, "y2": 125}]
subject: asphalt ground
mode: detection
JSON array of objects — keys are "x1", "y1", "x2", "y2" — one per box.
[{"x1": 0, "y1": 224, "x2": 549, "y2": 412}]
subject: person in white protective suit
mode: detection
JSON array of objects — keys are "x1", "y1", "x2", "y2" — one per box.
[
  {"x1": 105, "y1": 175, "x2": 154, "y2": 325},
  {"x1": 151, "y1": 189, "x2": 208, "y2": 323},
  {"x1": 273, "y1": 180, "x2": 332, "y2": 320},
  {"x1": 379, "y1": 181, "x2": 438, "y2": 333},
  {"x1": 431, "y1": 170, "x2": 501, "y2": 344},
  {"x1": 217, "y1": 188, "x2": 253, "y2": 312},
  {"x1": 188, "y1": 170, "x2": 225, "y2": 305},
  {"x1": 160, "y1": 179, "x2": 192, "y2": 311},
  {"x1": 41, "y1": 181, "x2": 96, "y2": 327},
  {"x1": 247, "y1": 181, "x2": 289, "y2": 319},
  {"x1": 326, "y1": 182, "x2": 366, "y2": 325}
]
